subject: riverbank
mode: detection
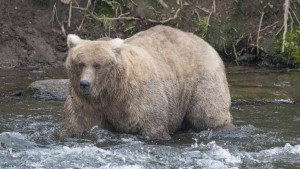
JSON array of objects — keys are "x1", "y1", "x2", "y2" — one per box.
[{"x1": 0, "y1": 0, "x2": 299, "y2": 69}]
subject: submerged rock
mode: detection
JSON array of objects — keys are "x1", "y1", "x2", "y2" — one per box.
[{"x1": 25, "y1": 79, "x2": 69, "y2": 100}]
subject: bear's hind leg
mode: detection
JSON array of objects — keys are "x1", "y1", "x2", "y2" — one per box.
[{"x1": 185, "y1": 75, "x2": 233, "y2": 132}]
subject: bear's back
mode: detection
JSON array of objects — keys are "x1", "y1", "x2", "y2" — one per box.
[{"x1": 123, "y1": 25, "x2": 224, "y2": 79}]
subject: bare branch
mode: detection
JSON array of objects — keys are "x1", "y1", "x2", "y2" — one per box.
[
  {"x1": 213, "y1": 0, "x2": 216, "y2": 13},
  {"x1": 289, "y1": 11, "x2": 294, "y2": 30},
  {"x1": 77, "y1": 16, "x2": 86, "y2": 31},
  {"x1": 282, "y1": 0, "x2": 290, "y2": 53},
  {"x1": 192, "y1": 9, "x2": 200, "y2": 20},
  {"x1": 232, "y1": 44, "x2": 239, "y2": 65},
  {"x1": 130, "y1": 0, "x2": 138, "y2": 6},
  {"x1": 257, "y1": 11, "x2": 264, "y2": 52},
  {"x1": 290, "y1": 8, "x2": 300, "y2": 25},
  {"x1": 207, "y1": 3, "x2": 214, "y2": 27},
  {"x1": 196, "y1": 6, "x2": 210, "y2": 14},
  {"x1": 68, "y1": 1, "x2": 72, "y2": 27},
  {"x1": 61, "y1": 24, "x2": 66, "y2": 37},
  {"x1": 248, "y1": 32, "x2": 253, "y2": 44},
  {"x1": 61, "y1": 0, "x2": 71, "y2": 5}
]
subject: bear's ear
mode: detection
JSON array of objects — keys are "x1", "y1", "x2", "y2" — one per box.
[
  {"x1": 67, "y1": 34, "x2": 81, "y2": 48},
  {"x1": 111, "y1": 38, "x2": 124, "y2": 55}
]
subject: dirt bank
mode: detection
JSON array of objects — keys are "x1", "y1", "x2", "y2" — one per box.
[
  {"x1": 0, "y1": 0, "x2": 66, "y2": 69},
  {"x1": 0, "y1": 0, "x2": 299, "y2": 69}
]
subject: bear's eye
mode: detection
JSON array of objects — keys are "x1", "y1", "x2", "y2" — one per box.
[
  {"x1": 78, "y1": 62, "x2": 85, "y2": 68},
  {"x1": 93, "y1": 63, "x2": 101, "y2": 69}
]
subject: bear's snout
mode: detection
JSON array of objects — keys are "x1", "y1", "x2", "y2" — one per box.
[{"x1": 80, "y1": 80, "x2": 90, "y2": 91}]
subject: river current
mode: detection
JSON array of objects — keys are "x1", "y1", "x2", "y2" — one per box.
[{"x1": 0, "y1": 67, "x2": 299, "y2": 168}]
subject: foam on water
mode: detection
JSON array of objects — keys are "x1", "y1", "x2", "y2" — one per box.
[
  {"x1": 248, "y1": 143, "x2": 300, "y2": 165},
  {"x1": 272, "y1": 98, "x2": 294, "y2": 104},
  {"x1": 0, "y1": 132, "x2": 37, "y2": 151},
  {"x1": 1, "y1": 131, "x2": 300, "y2": 168}
]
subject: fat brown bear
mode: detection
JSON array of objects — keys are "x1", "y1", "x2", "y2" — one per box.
[{"x1": 58, "y1": 25, "x2": 233, "y2": 140}]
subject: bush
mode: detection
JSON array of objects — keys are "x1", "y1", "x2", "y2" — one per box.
[{"x1": 272, "y1": 27, "x2": 300, "y2": 64}]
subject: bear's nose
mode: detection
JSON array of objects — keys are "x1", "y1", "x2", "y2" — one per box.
[{"x1": 80, "y1": 80, "x2": 90, "y2": 90}]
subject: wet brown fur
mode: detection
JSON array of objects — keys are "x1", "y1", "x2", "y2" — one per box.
[{"x1": 58, "y1": 25, "x2": 234, "y2": 140}]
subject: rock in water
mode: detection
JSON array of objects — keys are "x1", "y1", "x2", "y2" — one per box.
[{"x1": 26, "y1": 79, "x2": 69, "y2": 100}]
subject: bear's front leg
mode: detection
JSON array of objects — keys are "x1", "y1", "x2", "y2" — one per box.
[
  {"x1": 141, "y1": 126, "x2": 171, "y2": 140},
  {"x1": 58, "y1": 96, "x2": 100, "y2": 140},
  {"x1": 140, "y1": 112, "x2": 171, "y2": 140}
]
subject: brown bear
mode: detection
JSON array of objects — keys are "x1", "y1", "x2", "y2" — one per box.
[{"x1": 58, "y1": 25, "x2": 233, "y2": 140}]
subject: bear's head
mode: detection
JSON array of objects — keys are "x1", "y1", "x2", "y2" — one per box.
[{"x1": 65, "y1": 34, "x2": 126, "y2": 101}]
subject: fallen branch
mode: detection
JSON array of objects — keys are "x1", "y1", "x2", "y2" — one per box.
[
  {"x1": 290, "y1": 8, "x2": 300, "y2": 25},
  {"x1": 77, "y1": 0, "x2": 91, "y2": 31},
  {"x1": 192, "y1": 9, "x2": 200, "y2": 20},
  {"x1": 72, "y1": 2, "x2": 180, "y2": 24},
  {"x1": 50, "y1": 2, "x2": 59, "y2": 25},
  {"x1": 60, "y1": 0, "x2": 71, "y2": 4},
  {"x1": 71, "y1": 6, "x2": 140, "y2": 21},
  {"x1": 260, "y1": 21, "x2": 279, "y2": 32},
  {"x1": 61, "y1": 24, "x2": 66, "y2": 37},
  {"x1": 222, "y1": 39, "x2": 229, "y2": 55},
  {"x1": 289, "y1": 11, "x2": 294, "y2": 30},
  {"x1": 232, "y1": 44, "x2": 239, "y2": 65},
  {"x1": 119, "y1": 12, "x2": 130, "y2": 17},
  {"x1": 196, "y1": 6, "x2": 210, "y2": 14},
  {"x1": 50, "y1": 2, "x2": 66, "y2": 36},
  {"x1": 90, "y1": 12, "x2": 140, "y2": 21},
  {"x1": 207, "y1": 3, "x2": 214, "y2": 27},
  {"x1": 77, "y1": 16, "x2": 86, "y2": 31},
  {"x1": 72, "y1": 0, "x2": 80, "y2": 7},
  {"x1": 275, "y1": 26, "x2": 284, "y2": 36},
  {"x1": 248, "y1": 32, "x2": 253, "y2": 44},
  {"x1": 157, "y1": 0, "x2": 168, "y2": 8},
  {"x1": 148, "y1": 8, "x2": 181, "y2": 24}
]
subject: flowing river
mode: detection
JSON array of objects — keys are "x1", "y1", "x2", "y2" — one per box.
[{"x1": 0, "y1": 66, "x2": 299, "y2": 168}]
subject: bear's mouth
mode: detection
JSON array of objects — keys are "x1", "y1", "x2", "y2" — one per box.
[{"x1": 80, "y1": 88, "x2": 90, "y2": 95}]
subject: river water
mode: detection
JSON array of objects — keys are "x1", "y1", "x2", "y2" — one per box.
[{"x1": 0, "y1": 67, "x2": 299, "y2": 168}]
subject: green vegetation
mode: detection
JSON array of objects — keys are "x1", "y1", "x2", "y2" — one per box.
[
  {"x1": 272, "y1": 27, "x2": 300, "y2": 64},
  {"x1": 221, "y1": 22, "x2": 243, "y2": 53},
  {"x1": 95, "y1": 0, "x2": 124, "y2": 17},
  {"x1": 231, "y1": 90, "x2": 277, "y2": 101},
  {"x1": 90, "y1": 0, "x2": 126, "y2": 32},
  {"x1": 282, "y1": 28, "x2": 300, "y2": 62},
  {"x1": 62, "y1": 0, "x2": 300, "y2": 67},
  {"x1": 23, "y1": 87, "x2": 40, "y2": 97},
  {"x1": 124, "y1": 23, "x2": 138, "y2": 37},
  {"x1": 193, "y1": 18, "x2": 209, "y2": 37},
  {"x1": 232, "y1": 0, "x2": 244, "y2": 17},
  {"x1": 257, "y1": 91, "x2": 276, "y2": 99},
  {"x1": 204, "y1": 1, "x2": 244, "y2": 57}
]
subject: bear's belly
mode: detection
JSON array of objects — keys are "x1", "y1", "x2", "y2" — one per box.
[{"x1": 101, "y1": 107, "x2": 141, "y2": 134}]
